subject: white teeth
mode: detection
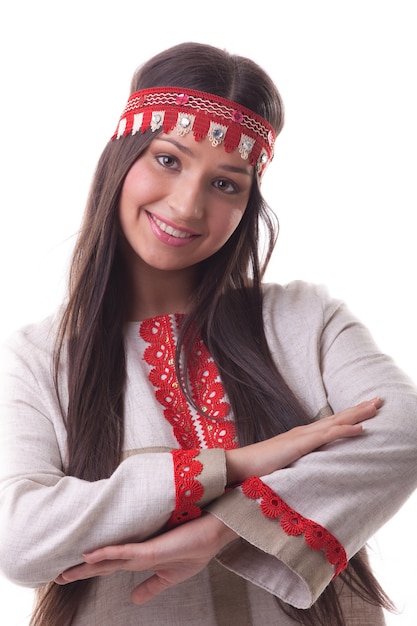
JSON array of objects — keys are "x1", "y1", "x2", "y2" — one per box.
[{"x1": 151, "y1": 215, "x2": 193, "y2": 239}]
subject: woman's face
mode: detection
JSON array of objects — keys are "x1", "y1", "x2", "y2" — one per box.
[{"x1": 118, "y1": 131, "x2": 253, "y2": 277}]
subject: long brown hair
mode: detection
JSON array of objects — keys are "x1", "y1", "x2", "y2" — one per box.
[{"x1": 31, "y1": 42, "x2": 394, "y2": 625}]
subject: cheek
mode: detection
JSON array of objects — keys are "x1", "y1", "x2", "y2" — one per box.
[
  {"x1": 118, "y1": 188, "x2": 135, "y2": 236},
  {"x1": 223, "y1": 206, "x2": 247, "y2": 235},
  {"x1": 119, "y1": 158, "x2": 155, "y2": 210},
  {"x1": 118, "y1": 166, "x2": 152, "y2": 228},
  {"x1": 209, "y1": 206, "x2": 246, "y2": 251},
  {"x1": 119, "y1": 168, "x2": 138, "y2": 221}
]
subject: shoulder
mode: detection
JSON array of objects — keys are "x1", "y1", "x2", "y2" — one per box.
[
  {"x1": 1, "y1": 309, "x2": 63, "y2": 377},
  {"x1": 260, "y1": 280, "x2": 348, "y2": 351},
  {"x1": 261, "y1": 280, "x2": 338, "y2": 322}
]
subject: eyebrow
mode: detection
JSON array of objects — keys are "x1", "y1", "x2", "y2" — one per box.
[{"x1": 157, "y1": 136, "x2": 253, "y2": 177}]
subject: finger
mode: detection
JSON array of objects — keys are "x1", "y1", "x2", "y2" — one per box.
[
  {"x1": 322, "y1": 398, "x2": 382, "y2": 426},
  {"x1": 131, "y1": 573, "x2": 172, "y2": 605},
  {"x1": 83, "y1": 543, "x2": 139, "y2": 563},
  {"x1": 309, "y1": 400, "x2": 384, "y2": 446},
  {"x1": 287, "y1": 400, "x2": 382, "y2": 456},
  {"x1": 316, "y1": 422, "x2": 364, "y2": 444},
  {"x1": 55, "y1": 559, "x2": 127, "y2": 583},
  {"x1": 54, "y1": 573, "x2": 69, "y2": 584},
  {"x1": 339, "y1": 399, "x2": 381, "y2": 424}
]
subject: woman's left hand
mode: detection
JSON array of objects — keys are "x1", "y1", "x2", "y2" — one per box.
[{"x1": 54, "y1": 513, "x2": 238, "y2": 604}]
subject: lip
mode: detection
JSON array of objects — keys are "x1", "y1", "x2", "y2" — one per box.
[{"x1": 147, "y1": 212, "x2": 200, "y2": 247}]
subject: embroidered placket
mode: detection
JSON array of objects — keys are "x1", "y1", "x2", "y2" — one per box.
[
  {"x1": 140, "y1": 315, "x2": 238, "y2": 526},
  {"x1": 140, "y1": 315, "x2": 237, "y2": 450}
]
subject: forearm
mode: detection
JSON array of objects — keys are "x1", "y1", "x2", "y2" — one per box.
[
  {"x1": 224, "y1": 399, "x2": 379, "y2": 486},
  {"x1": 0, "y1": 446, "x2": 227, "y2": 587},
  {"x1": 56, "y1": 511, "x2": 240, "y2": 604},
  {"x1": 207, "y1": 368, "x2": 417, "y2": 608}
]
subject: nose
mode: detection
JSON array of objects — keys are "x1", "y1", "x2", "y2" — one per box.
[{"x1": 167, "y1": 176, "x2": 205, "y2": 221}]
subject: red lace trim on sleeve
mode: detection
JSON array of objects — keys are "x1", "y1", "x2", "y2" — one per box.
[
  {"x1": 241, "y1": 477, "x2": 347, "y2": 576},
  {"x1": 167, "y1": 449, "x2": 204, "y2": 529}
]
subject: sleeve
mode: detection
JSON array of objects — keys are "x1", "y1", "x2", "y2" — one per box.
[
  {"x1": 0, "y1": 325, "x2": 227, "y2": 588},
  {"x1": 205, "y1": 282, "x2": 417, "y2": 609}
]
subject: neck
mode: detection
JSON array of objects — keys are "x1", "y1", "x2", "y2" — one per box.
[{"x1": 124, "y1": 260, "x2": 199, "y2": 321}]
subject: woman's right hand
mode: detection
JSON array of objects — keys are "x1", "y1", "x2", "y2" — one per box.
[{"x1": 225, "y1": 398, "x2": 382, "y2": 486}]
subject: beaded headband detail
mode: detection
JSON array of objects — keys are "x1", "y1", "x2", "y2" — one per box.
[{"x1": 111, "y1": 87, "x2": 276, "y2": 177}]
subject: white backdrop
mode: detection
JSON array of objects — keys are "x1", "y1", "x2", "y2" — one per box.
[{"x1": 0, "y1": 1, "x2": 416, "y2": 624}]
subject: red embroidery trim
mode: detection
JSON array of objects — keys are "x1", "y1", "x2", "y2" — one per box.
[
  {"x1": 140, "y1": 315, "x2": 237, "y2": 450},
  {"x1": 187, "y1": 337, "x2": 237, "y2": 449},
  {"x1": 141, "y1": 316, "x2": 199, "y2": 449},
  {"x1": 167, "y1": 449, "x2": 203, "y2": 528},
  {"x1": 241, "y1": 477, "x2": 347, "y2": 576},
  {"x1": 140, "y1": 315, "x2": 238, "y2": 527}
]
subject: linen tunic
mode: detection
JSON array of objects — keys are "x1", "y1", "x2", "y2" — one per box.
[{"x1": 1, "y1": 281, "x2": 416, "y2": 625}]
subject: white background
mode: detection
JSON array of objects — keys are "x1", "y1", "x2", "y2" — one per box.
[{"x1": 0, "y1": 1, "x2": 416, "y2": 624}]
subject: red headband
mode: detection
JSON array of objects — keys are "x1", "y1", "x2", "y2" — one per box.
[{"x1": 111, "y1": 87, "x2": 276, "y2": 177}]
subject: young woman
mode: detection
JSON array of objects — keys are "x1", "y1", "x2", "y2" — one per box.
[{"x1": 1, "y1": 42, "x2": 416, "y2": 626}]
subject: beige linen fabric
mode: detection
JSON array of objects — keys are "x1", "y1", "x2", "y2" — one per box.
[{"x1": 1, "y1": 281, "x2": 414, "y2": 624}]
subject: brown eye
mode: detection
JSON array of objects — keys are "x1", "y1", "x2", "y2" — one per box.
[
  {"x1": 213, "y1": 179, "x2": 238, "y2": 194},
  {"x1": 156, "y1": 154, "x2": 179, "y2": 169}
]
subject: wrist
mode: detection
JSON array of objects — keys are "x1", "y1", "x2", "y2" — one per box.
[
  {"x1": 225, "y1": 448, "x2": 249, "y2": 486},
  {"x1": 225, "y1": 445, "x2": 260, "y2": 486},
  {"x1": 206, "y1": 513, "x2": 238, "y2": 551}
]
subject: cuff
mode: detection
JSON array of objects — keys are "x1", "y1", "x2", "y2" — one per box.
[
  {"x1": 168, "y1": 448, "x2": 227, "y2": 527},
  {"x1": 206, "y1": 478, "x2": 344, "y2": 609}
]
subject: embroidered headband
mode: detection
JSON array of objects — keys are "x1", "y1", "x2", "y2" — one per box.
[{"x1": 111, "y1": 87, "x2": 276, "y2": 177}]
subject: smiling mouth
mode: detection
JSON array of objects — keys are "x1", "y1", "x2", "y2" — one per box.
[{"x1": 149, "y1": 214, "x2": 197, "y2": 239}]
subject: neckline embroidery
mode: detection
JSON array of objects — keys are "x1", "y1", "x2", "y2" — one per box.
[{"x1": 140, "y1": 314, "x2": 238, "y2": 451}]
